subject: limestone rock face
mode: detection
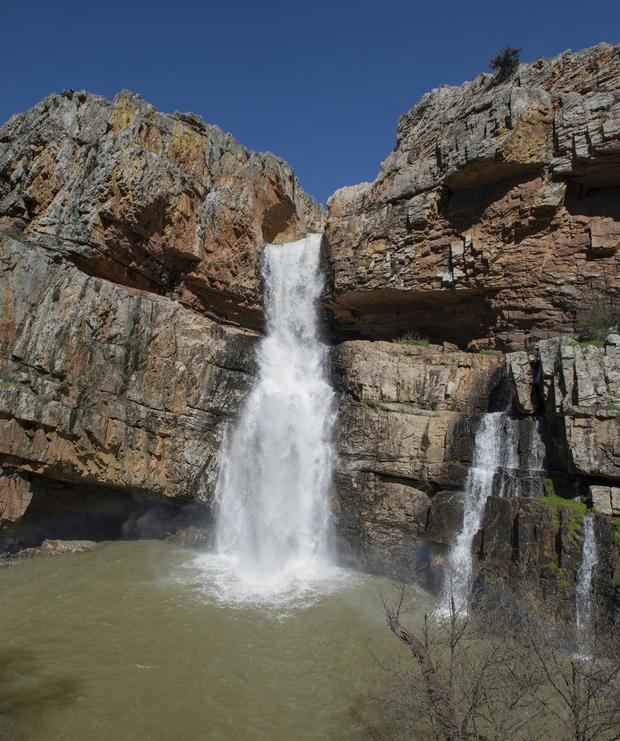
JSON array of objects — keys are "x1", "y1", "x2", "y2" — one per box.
[
  {"x1": 590, "y1": 485, "x2": 620, "y2": 516},
  {"x1": 0, "y1": 90, "x2": 326, "y2": 545},
  {"x1": 334, "y1": 336, "x2": 618, "y2": 614},
  {"x1": 324, "y1": 44, "x2": 620, "y2": 350},
  {"x1": 0, "y1": 229, "x2": 256, "y2": 539},
  {"x1": 479, "y1": 498, "x2": 618, "y2": 619},
  {"x1": 0, "y1": 474, "x2": 33, "y2": 541},
  {"x1": 0, "y1": 90, "x2": 324, "y2": 329},
  {"x1": 332, "y1": 341, "x2": 507, "y2": 561},
  {"x1": 508, "y1": 336, "x2": 620, "y2": 485}
]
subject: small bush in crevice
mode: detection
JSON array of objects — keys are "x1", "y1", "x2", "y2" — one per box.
[
  {"x1": 396, "y1": 332, "x2": 430, "y2": 347},
  {"x1": 577, "y1": 295, "x2": 619, "y2": 344}
]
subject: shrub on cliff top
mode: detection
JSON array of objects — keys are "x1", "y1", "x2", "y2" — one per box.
[{"x1": 490, "y1": 46, "x2": 521, "y2": 82}]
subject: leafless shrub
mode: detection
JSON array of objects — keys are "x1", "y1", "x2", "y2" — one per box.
[{"x1": 373, "y1": 570, "x2": 620, "y2": 740}]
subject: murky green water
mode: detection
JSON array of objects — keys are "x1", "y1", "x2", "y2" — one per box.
[{"x1": 0, "y1": 541, "x2": 425, "y2": 740}]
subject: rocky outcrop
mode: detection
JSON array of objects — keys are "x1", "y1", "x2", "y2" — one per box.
[
  {"x1": 0, "y1": 474, "x2": 32, "y2": 543},
  {"x1": 331, "y1": 340, "x2": 535, "y2": 563},
  {"x1": 501, "y1": 335, "x2": 620, "y2": 616},
  {"x1": 478, "y1": 498, "x2": 619, "y2": 621},
  {"x1": 591, "y1": 485, "x2": 620, "y2": 516},
  {"x1": 324, "y1": 44, "x2": 620, "y2": 350},
  {"x1": 0, "y1": 227, "x2": 257, "y2": 547},
  {"x1": 0, "y1": 89, "x2": 324, "y2": 547},
  {"x1": 508, "y1": 335, "x2": 620, "y2": 486},
  {"x1": 333, "y1": 335, "x2": 619, "y2": 617},
  {"x1": 0, "y1": 90, "x2": 324, "y2": 329}
]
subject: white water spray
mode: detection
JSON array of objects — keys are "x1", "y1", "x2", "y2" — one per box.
[
  {"x1": 206, "y1": 234, "x2": 342, "y2": 604},
  {"x1": 439, "y1": 411, "x2": 521, "y2": 615},
  {"x1": 576, "y1": 514, "x2": 598, "y2": 639}
]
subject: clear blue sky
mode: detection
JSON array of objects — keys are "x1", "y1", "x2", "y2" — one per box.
[{"x1": 2, "y1": 0, "x2": 618, "y2": 203}]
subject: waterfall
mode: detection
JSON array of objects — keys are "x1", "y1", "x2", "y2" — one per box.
[
  {"x1": 523, "y1": 418, "x2": 546, "y2": 496},
  {"x1": 439, "y1": 411, "x2": 521, "y2": 615},
  {"x1": 209, "y1": 234, "x2": 338, "y2": 602},
  {"x1": 576, "y1": 514, "x2": 598, "y2": 640}
]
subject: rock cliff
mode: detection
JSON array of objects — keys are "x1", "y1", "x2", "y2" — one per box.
[
  {"x1": 0, "y1": 89, "x2": 320, "y2": 546},
  {"x1": 324, "y1": 43, "x2": 620, "y2": 350},
  {"x1": 0, "y1": 49, "x2": 618, "y2": 619},
  {"x1": 0, "y1": 90, "x2": 324, "y2": 329},
  {"x1": 0, "y1": 228, "x2": 256, "y2": 546}
]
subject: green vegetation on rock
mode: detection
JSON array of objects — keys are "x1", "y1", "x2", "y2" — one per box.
[
  {"x1": 544, "y1": 561, "x2": 571, "y2": 588},
  {"x1": 539, "y1": 491, "x2": 587, "y2": 538},
  {"x1": 396, "y1": 333, "x2": 430, "y2": 347}
]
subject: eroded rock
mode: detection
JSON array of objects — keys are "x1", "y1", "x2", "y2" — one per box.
[
  {"x1": 0, "y1": 90, "x2": 324, "y2": 329},
  {"x1": 0, "y1": 229, "x2": 257, "y2": 533},
  {"x1": 508, "y1": 336, "x2": 620, "y2": 484},
  {"x1": 324, "y1": 44, "x2": 620, "y2": 349}
]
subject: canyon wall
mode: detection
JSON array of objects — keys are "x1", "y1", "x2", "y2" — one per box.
[
  {"x1": 1, "y1": 47, "x2": 619, "y2": 617},
  {"x1": 324, "y1": 43, "x2": 620, "y2": 350},
  {"x1": 0, "y1": 90, "x2": 318, "y2": 546},
  {"x1": 0, "y1": 90, "x2": 323, "y2": 328},
  {"x1": 323, "y1": 43, "x2": 619, "y2": 617}
]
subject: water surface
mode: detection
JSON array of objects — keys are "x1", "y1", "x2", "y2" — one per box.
[{"x1": 0, "y1": 541, "x2": 422, "y2": 740}]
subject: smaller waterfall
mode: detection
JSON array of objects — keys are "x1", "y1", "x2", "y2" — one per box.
[
  {"x1": 523, "y1": 418, "x2": 546, "y2": 496},
  {"x1": 527, "y1": 420, "x2": 546, "y2": 475},
  {"x1": 576, "y1": 514, "x2": 598, "y2": 640},
  {"x1": 439, "y1": 411, "x2": 521, "y2": 615}
]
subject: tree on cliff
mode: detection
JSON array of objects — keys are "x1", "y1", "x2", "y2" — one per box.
[{"x1": 490, "y1": 46, "x2": 521, "y2": 82}]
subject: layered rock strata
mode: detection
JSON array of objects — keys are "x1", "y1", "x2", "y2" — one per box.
[
  {"x1": 0, "y1": 89, "x2": 321, "y2": 547},
  {"x1": 332, "y1": 335, "x2": 619, "y2": 615},
  {"x1": 333, "y1": 342, "x2": 519, "y2": 558},
  {"x1": 0, "y1": 229, "x2": 256, "y2": 547},
  {"x1": 324, "y1": 44, "x2": 620, "y2": 350},
  {"x1": 0, "y1": 48, "x2": 618, "y2": 620},
  {"x1": 508, "y1": 335, "x2": 620, "y2": 487},
  {"x1": 0, "y1": 90, "x2": 324, "y2": 329}
]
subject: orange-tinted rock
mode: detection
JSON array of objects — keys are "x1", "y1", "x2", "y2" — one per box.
[
  {"x1": 0, "y1": 90, "x2": 324, "y2": 329},
  {"x1": 324, "y1": 44, "x2": 620, "y2": 350}
]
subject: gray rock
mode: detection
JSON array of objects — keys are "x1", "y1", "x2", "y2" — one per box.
[{"x1": 590, "y1": 485, "x2": 620, "y2": 516}]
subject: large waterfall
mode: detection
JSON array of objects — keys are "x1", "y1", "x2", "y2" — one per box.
[
  {"x1": 208, "y1": 234, "x2": 338, "y2": 603},
  {"x1": 439, "y1": 411, "x2": 521, "y2": 615},
  {"x1": 576, "y1": 514, "x2": 598, "y2": 641}
]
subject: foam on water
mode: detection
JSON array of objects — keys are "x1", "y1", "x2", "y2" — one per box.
[
  {"x1": 192, "y1": 553, "x2": 358, "y2": 610},
  {"x1": 204, "y1": 234, "x2": 337, "y2": 606}
]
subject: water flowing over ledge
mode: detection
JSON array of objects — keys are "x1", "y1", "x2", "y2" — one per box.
[
  {"x1": 200, "y1": 234, "x2": 340, "y2": 606},
  {"x1": 575, "y1": 513, "x2": 599, "y2": 656},
  {"x1": 439, "y1": 411, "x2": 527, "y2": 615}
]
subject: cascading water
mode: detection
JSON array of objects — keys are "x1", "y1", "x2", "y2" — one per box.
[
  {"x1": 576, "y1": 514, "x2": 598, "y2": 642},
  {"x1": 523, "y1": 418, "x2": 546, "y2": 496},
  {"x1": 439, "y1": 411, "x2": 521, "y2": 615},
  {"x1": 204, "y1": 234, "x2": 342, "y2": 604}
]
